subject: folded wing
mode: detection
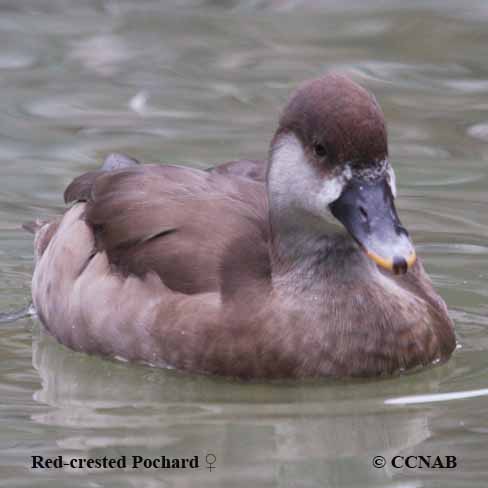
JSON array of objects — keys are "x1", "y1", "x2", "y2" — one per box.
[{"x1": 64, "y1": 164, "x2": 269, "y2": 294}]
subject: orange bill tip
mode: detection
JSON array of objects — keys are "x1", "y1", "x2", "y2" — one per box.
[{"x1": 366, "y1": 249, "x2": 417, "y2": 275}]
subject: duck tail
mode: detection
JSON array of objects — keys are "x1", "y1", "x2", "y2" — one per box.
[
  {"x1": 0, "y1": 303, "x2": 36, "y2": 324},
  {"x1": 23, "y1": 217, "x2": 61, "y2": 263},
  {"x1": 22, "y1": 219, "x2": 47, "y2": 234}
]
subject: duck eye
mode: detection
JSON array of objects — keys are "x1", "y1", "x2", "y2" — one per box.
[{"x1": 313, "y1": 143, "x2": 327, "y2": 158}]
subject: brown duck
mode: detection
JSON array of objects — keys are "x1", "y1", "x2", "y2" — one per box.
[{"x1": 27, "y1": 73, "x2": 456, "y2": 378}]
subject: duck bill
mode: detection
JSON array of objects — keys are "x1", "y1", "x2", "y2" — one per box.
[{"x1": 329, "y1": 175, "x2": 416, "y2": 274}]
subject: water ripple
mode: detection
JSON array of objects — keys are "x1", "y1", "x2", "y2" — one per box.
[
  {"x1": 385, "y1": 388, "x2": 488, "y2": 405},
  {"x1": 467, "y1": 122, "x2": 488, "y2": 142},
  {"x1": 0, "y1": 52, "x2": 35, "y2": 70}
]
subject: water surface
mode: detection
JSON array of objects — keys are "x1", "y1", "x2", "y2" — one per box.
[{"x1": 1, "y1": 1, "x2": 487, "y2": 487}]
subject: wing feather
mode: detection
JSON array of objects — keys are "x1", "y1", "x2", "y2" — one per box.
[{"x1": 64, "y1": 164, "x2": 268, "y2": 294}]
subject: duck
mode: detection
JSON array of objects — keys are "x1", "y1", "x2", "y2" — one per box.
[{"x1": 27, "y1": 73, "x2": 456, "y2": 379}]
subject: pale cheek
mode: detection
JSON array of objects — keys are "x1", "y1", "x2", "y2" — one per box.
[
  {"x1": 316, "y1": 175, "x2": 345, "y2": 208},
  {"x1": 387, "y1": 166, "x2": 397, "y2": 198}
]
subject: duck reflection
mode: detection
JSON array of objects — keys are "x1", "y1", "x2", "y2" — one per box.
[{"x1": 32, "y1": 328, "x2": 453, "y2": 488}]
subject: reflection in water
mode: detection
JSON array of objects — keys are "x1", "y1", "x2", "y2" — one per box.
[{"x1": 31, "y1": 329, "x2": 445, "y2": 487}]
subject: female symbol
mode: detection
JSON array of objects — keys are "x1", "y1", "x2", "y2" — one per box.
[{"x1": 205, "y1": 453, "x2": 216, "y2": 472}]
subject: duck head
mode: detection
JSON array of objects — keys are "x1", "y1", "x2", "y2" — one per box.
[{"x1": 267, "y1": 73, "x2": 416, "y2": 274}]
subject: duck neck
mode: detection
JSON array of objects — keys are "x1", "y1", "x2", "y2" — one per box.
[
  {"x1": 268, "y1": 208, "x2": 365, "y2": 290},
  {"x1": 266, "y1": 131, "x2": 365, "y2": 288}
]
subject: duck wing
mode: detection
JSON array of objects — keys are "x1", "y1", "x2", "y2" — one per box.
[
  {"x1": 208, "y1": 159, "x2": 266, "y2": 182},
  {"x1": 63, "y1": 163, "x2": 269, "y2": 295}
]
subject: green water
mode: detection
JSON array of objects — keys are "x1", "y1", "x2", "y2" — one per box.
[{"x1": 1, "y1": 1, "x2": 487, "y2": 487}]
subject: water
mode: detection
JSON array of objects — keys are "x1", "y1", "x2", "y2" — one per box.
[{"x1": 1, "y1": 1, "x2": 487, "y2": 486}]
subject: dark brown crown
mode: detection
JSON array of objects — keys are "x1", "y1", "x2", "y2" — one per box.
[{"x1": 278, "y1": 73, "x2": 388, "y2": 169}]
